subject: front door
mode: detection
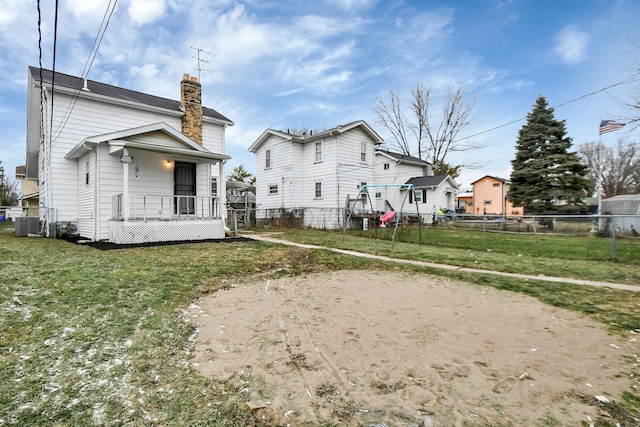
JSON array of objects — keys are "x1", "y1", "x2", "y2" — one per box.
[{"x1": 174, "y1": 162, "x2": 196, "y2": 214}]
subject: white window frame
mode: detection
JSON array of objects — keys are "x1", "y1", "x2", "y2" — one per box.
[
  {"x1": 265, "y1": 149, "x2": 271, "y2": 169},
  {"x1": 314, "y1": 141, "x2": 323, "y2": 163},
  {"x1": 383, "y1": 162, "x2": 390, "y2": 170},
  {"x1": 314, "y1": 181, "x2": 322, "y2": 199},
  {"x1": 211, "y1": 176, "x2": 218, "y2": 197},
  {"x1": 360, "y1": 142, "x2": 367, "y2": 163},
  {"x1": 268, "y1": 184, "x2": 278, "y2": 195}
]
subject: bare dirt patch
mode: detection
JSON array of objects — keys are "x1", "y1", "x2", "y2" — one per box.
[{"x1": 187, "y1": 270, "x2": 639, "y2": 426}]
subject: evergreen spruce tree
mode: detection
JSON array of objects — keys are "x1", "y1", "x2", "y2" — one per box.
[{"x1": 510, "y1": 96, "x2": 590, "y2": 214}]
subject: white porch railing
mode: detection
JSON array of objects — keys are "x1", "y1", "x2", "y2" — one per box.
[{"x1": 111, "y1": 194, "x2": 221, "y2": 220}]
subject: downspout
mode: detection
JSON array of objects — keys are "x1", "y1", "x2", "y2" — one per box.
[
  {"x1": 42, "y1": 86, "x2": 53, "y2": 236},
  {"x1": 281, "y1": 176, "x2": 285, "y2": 208},
  {"x1": 334, "y1": 133, "x2": 339, "y2": 213}
]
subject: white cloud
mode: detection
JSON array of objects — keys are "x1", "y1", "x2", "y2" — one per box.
[
  {"x1": 0, "y1": 0, "x2": 30, "y2": 26},
  {"x1": 64, "y1": 0, "x2": 111, "y2": 20},
  {"x1": 130, "y1": 64, "x2": 160, "y2": 79},
  {"x1": 277, "y1": 41, "x2": 355, "y2": 93},
  {"x1": 326, "y1": 0, "x2": 376, "y2": 12},
  {"x1": 128, "y1": 0, "x2": 167, "y2": 25},
  {"x1": 553, "y1": 24, "x2": 589, "y2": 64}
]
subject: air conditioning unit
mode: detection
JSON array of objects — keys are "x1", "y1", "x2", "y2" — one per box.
[{"x1": 15, "y1": 217, "x2": 40, "y2": 236}]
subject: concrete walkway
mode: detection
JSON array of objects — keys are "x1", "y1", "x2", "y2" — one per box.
[{"x1": 245, "y1": 233, "x2": 640, "y2": 292}]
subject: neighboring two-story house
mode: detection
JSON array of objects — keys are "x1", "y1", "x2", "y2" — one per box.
[
  {"x1": 24, "y1": 67, "x2": 233, "y2": 244},
  {"x1": 470, "y1": 175, "x2": 522, "y2": 216},
  {"x1": 373, "y1": 150, "x2": 431, "y2": 212},
  {"x1": 248, "y1": 120, "x2": 383, "y2": 228}
]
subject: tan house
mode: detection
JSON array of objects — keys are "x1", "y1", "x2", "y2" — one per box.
[
  {"x1": 456, "y1": 191, "x2": 473, "y2": 214},
  {"x1": 471, "y1": 175, "x2": 523, "y2": 216},
  {"x1": 15, "y1": 165, "x2": 39, "y2": 215}
]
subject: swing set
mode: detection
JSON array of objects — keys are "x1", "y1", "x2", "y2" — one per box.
[{"x1": 341, "y1": 183, "x2": 422, "y2": 248}]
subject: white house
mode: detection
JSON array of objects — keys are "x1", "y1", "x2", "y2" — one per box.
[
  {"x1": 372, "y1": 150, "x2": 459, "y2": 219},
  {"x1": 404, "y1": 174, "x2": 460, "y2": 215},
  {"x1": 601, "y1": 194, "x2": 640, "y2": 232},
  {"x1": 25, "y1": 67, "x2": 233, "y2": 244},
  {"x1": 248, "y1": 120, "x2": 383, "y2": 228},
  {"x1": 373, "y1": 149, "x2": 433, "y2": 212}
]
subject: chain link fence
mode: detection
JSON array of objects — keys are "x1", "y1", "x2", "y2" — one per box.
[{"x1": 228, "y1": 207, "x2": 640, "y2": 262}]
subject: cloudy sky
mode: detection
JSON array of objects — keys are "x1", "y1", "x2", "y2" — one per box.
[{"x1": 1, "y1": 0, "x2": 639, "y2": 190}]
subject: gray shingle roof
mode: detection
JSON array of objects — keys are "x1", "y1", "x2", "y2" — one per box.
[
  {"x1": 376, "y1": 149, "x2": 430, "y2": 165},
  {"x1": 405, "y1": 174, "x2": 451, "y2": 188},
  {"x1": 601, "y1": 194, "x2": 640, "y2": 215},
  {"x1": 29, "y1": 66, "x2": 232, "y2": 124}
]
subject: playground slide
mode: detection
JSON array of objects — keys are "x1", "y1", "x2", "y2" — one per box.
[{"x1": 380, "y1": 211, "x2": 395, "y2": 227}]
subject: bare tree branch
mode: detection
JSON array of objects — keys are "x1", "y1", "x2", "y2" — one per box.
[
  {"x1": 374, "y1": 87, "x2": 412, "y2": 155},
  {"x1": 579, "y1": 140, "x2": 640, "y2": 197},
  {"x1": 373, "y1": 84, "x2": 480, "y2": 177}
]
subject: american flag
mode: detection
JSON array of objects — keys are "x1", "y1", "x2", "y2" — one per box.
[{"x1": 599, "y1": 120, "x2": 625, "y2": 135}]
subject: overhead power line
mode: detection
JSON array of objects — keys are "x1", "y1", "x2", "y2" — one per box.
[
  {"x1": 456, "y1": 73, "x2": 640, "y2": 143},
  {"x1": 52, "y1": 0, "x2": 118, "y2": 141}
]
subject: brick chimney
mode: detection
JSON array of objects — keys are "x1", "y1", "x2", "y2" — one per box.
[{"x1": 180, "y1": 74, "x2": 203, "y2": 145}]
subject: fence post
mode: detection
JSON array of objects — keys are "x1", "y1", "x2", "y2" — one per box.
[
  {"x1": 532, "y1": 216, "x2": 539, "y2": 256},
  {"x1": 483, "y1": 215, "x2": 487, "y2": 251},
  {"x1": 611, "y1": 216, "x2": 617, "y2": 261},
  {"x1": 232, "y1": 209, "x2": 238, "y2": 235}
]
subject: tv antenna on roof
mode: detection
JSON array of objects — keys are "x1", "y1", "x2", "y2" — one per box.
[{"x1": 191, "y1": 46, "x2": 211, "y2": 82}]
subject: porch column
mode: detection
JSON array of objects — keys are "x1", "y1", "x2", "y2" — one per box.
[
  {"x1": 219, "y1": 160, "x2": 226, "y2": 219},
  {"x1": 123, "y1": 148, "x2": 129, "y2": 220}
]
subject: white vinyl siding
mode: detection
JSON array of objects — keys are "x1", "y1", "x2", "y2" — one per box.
[
  {"x1": 373, "y1": 152, "x2": 433, "y2": 212},
  {"x1": 36, "y1": 89, "x2": 225, "y2": 226},
  {"x1": 77, "y1": 152, "x2": 95, "y2": 239},
  {"x1": 254, "y1": 135, "x2": 296, "y2": 209},
  {"x1": 252, "y1": 125, "x2": 377, "y2": 222}
]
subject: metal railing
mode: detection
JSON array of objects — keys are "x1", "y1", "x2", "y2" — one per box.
[{"x1": 112, "y1": 194, "x2": 221, "y2": 221}]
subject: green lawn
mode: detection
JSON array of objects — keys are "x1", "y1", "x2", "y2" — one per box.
[
  {"x1": 350, "y1": 222, "x2": 640, "y2": 263},
  {"x1": 277, "y1": 228, "x2": 640, "y2": 284},
  {"x1": 1, "y1": 222, "x2": 639, "y2": 426}
]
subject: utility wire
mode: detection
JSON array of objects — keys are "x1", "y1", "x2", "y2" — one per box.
[
  {"x1": 49, "y1": 0, "x2": 59, "y2": 140},
  {"x1": 37, "y1": 0, "x2": 44, "y2": 152},
  {"x1": 456, "y1": 73, "x2": 640, "y2": 143},
  {"x1": 52, "y1": 0, "x2": 118, "y2": 141}
]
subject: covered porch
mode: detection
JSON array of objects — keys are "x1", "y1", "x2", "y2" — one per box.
[
  {"x1": 66, "y1": 123, "x2": 230, "y2": 244},
  {"x1": 109, "y1": 193, "x2": 225, "y2": 244}
]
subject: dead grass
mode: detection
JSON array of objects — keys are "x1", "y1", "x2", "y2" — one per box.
[{"x1": 0, "y1": 225, "x2": 638, "y2": 426}]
